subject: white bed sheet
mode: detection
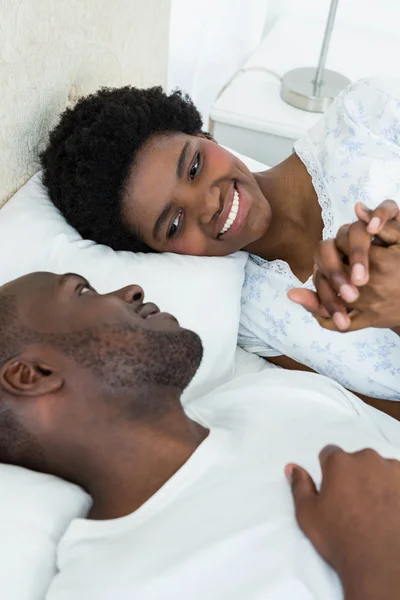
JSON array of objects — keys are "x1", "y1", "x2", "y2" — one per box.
[{"x1": 233, "y1": 346, "x2": 278, "y2": 377}]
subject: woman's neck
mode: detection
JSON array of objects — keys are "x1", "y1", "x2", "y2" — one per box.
[{"x1": 245, "y1": 153, "x2": 323, "y2": 282}]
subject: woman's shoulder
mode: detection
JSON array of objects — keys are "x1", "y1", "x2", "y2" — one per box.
[
  {"x1": 297, "y1": 76, "x2": 400, "y2": 152},
  {"x1": 339, "y1": 76, "x2": 400, "y2": 140},
  {"x1": 293, "y1": 76, "x2": 400, "y2": 233}
]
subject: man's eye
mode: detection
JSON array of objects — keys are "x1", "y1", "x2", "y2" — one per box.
[
  {"x1": 189, "y1": 152, "x2": 200, "y2": 180},
  {"x1": 168, "y1": 213, "x2": 182, "y2": 238},
  {"x1": 79, "y1": 283, "x2": 95, "y2": 295}
]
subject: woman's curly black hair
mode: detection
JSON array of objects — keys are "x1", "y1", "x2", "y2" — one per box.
[{"x1": 40, "y1": 86, "x2": 203, "y2": 252}]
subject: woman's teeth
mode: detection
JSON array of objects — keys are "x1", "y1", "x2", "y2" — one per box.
[{"x1": 220, "y1": 189, "x2": 239, "y2": 235}]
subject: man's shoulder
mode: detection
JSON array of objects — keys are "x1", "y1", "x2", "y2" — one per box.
[{"x1": 184, "y1": 368, "x2": 362, "y2": 431}]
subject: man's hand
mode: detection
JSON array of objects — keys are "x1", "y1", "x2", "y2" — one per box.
[
  {"x1": 286, "y1": 446, "x2": 400, "y2": 600},
  {"x1": 288, "y1": 201, "x2": 400, "y2": 333}
]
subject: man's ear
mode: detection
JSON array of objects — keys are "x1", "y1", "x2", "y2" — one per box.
[
  {"x1": 198, "y1": 131, "x2": 217, "y2": 143},
  {"x1": 0, "y1": 356, "x2": 64, "y2": 397}
]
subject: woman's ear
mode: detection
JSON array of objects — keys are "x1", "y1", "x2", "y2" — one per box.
[
  {"x1": 199, "y1": 131, "x2": 217, "y2": 143},
  {"x1": 0, "y1": 356, "x2": 64, "y2": 397}
]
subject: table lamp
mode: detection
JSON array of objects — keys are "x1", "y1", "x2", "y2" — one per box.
[{"x1": 281, "y1": 0, "x2": 350, "y2": 112}]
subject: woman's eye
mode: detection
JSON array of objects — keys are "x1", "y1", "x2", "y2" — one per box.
[
  {"x1": 168, "y1": 213, "x2": 182, "y2": 238},
  {"x1": 189, "y1": 152, "x2": 200, "y2": 180}
]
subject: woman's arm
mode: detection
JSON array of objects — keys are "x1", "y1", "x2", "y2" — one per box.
[{"x1": 269, "y1": 355, "x2": 400, "y2": 420}]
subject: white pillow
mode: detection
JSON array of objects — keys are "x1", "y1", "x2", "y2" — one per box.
[{"x1": 0, "y1": 464, "x2": 90, "y2": 600}]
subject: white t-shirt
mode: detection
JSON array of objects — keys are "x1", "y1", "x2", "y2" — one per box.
[
  {"x1": 238, "y1": 76, "x2": 400, "y2": 401},
  {"x1": 46, "y1": 369, "x2": 400, "y2": 600}
]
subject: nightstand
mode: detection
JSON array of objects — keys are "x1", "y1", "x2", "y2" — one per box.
[{"x1": 209, "y1": 16, "x2": 400, "y2": 166}]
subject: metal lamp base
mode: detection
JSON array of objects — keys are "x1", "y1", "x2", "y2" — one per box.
[{"x1": 281, "y1": 67, "x2": 350, "y2": 113}]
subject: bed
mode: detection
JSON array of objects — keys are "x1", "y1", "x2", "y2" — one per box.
[{"x1": 3, "y1": 3, "x2": 399, "y2": 599}]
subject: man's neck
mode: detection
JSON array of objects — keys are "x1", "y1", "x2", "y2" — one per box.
[
  {"x1": 89, "y1": 413, "x2": 207, "y2": 520},
  {"x1": 49, "y1": 398, "x2": 208, "y2": 521}
]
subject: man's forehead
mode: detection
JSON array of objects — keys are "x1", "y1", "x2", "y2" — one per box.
[
  {"x1": 0, "y1": 272, "x2": 57, "y2": 314},
  {"x1": 1, "y1": 272, "x2": 56, "y2": 290}
]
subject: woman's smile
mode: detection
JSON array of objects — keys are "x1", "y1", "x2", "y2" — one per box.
[
  {"x1": 217, "y1": 183, "x2": 238, "y2": 236},
  {"x1": 217, "y1": 182, "x2": 250, "y2": 240}
]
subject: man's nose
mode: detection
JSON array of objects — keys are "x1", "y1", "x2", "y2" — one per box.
[{"x1": 112, "y1": 284, "x2": 144, "y2": 304}]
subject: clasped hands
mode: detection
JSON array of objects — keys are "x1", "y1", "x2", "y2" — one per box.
[{"x1": 288, "y1": 200, "x2": 400, "y2": 334}]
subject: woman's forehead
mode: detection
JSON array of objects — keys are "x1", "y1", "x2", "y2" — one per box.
[
  {"x1": 123, "y1": 133, "x2": 192, "y2": 229},
  {"x1": 128, "y1": 132, "x2": 191, "y2": 187}
]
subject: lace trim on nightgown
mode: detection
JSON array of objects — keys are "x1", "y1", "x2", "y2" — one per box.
[
  {"x1": 294, "y1": 143, "x2": 335, "y2": 241},
  {"x1": 249, "y1": 143, "x2": 335, "y2": 291}
]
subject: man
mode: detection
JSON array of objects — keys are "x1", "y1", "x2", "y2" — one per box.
[
  {"x1": 1, "y1": 271, "x2": 400, "y2": 600},
  {"x1": 287, "y1": 446, "x2": 400, "y2": 600}
]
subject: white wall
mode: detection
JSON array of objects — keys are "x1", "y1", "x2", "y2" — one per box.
[{"x1": 263, "y1": 0, "x2": 400, "y2": 38}]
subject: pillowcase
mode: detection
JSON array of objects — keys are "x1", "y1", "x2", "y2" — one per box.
[{"x1": 0, "y1": 464, "x2": 90, "y2": 600}]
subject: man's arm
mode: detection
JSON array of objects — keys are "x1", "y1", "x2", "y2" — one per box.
[{"x1": 287, "y1": 446, "x2": 400, "y2": 600}]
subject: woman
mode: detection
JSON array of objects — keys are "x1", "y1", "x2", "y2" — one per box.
[{"x1": 41, "y1": 77, "x2": 400, "y2": 403}]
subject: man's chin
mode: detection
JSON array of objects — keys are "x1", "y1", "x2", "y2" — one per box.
[
  {"x1": 100, "y1": 325, "x2": 204, "y2": 393},
  {"x1": 176, "y1": 329, "x2": 204, "y2": 391}
]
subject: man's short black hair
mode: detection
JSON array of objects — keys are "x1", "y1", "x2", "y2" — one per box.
[{"x1": 40, "y1": 86, "x2": 203, "y2": 252}]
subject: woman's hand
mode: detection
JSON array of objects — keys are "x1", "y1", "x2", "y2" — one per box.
[
  {"x1": 286, "y1": 446, "x2": 400, "y2": 600},
  {"x1": 314, "y1": 200, "x2": 399, "y2": 298},
  {"x1": 288, "y1": 201, "x2": 400, "y2": 332},
  {"x1": 317, "y1": 219, "x2": 400, "y2": 332}
]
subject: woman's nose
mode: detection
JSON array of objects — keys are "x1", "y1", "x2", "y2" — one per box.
[
  {"x1": 199, "y1": 187, "x2": 221, "y2": 225},
  {"x1": 112, "y1": 284, "x2": 144, "y2": 304}
]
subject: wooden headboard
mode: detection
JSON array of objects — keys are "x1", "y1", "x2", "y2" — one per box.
[{"x1": 0, "y1": 0, "x2": 171, "y2": 207}]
